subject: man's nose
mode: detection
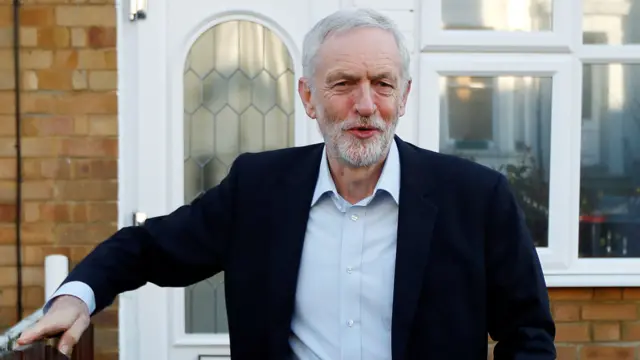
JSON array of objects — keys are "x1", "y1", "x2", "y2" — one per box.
[{"x1": 354, "y1": 85, "x2": 376, "y2": 117}]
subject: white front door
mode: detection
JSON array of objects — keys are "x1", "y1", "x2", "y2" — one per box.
[{"x1": 117, "y1": 0, "x2": 340, "y2": 359}]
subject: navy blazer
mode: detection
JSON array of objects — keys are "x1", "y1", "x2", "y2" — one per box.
[{"x1": 64, "y1": 136, "x2": 556, "y2": 359}]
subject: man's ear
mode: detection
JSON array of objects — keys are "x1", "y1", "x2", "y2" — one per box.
[
  {"x1": 298, "y1": 78, "x2": 317, "y2": 119},
  {"x1": 398, "y1": 79, "x2": 412, "y2": 117}
]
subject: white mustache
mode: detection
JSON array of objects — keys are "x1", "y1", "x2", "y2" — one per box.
[{"x1": 340, "y1": 117, "x2": 386, "y2": 131}]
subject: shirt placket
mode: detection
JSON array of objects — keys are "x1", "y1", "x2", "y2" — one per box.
[{"x1": 339, "y1": 203, "x2": 365, "y2": 360}]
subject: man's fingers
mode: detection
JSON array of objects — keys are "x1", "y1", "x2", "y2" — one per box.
[
  {"x1": 57, "y1": 316, "x2": 90, "y2": 357},
  {"x1": 17, "y1": 318, "x2": 65, "y2": 345}
]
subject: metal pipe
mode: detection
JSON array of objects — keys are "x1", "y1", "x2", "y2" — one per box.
[{"x1": 12, "y1": 0, "x2": 24, "y2": 322}]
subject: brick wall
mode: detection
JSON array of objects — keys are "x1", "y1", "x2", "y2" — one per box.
[
  {"x1": 488, "y1": 288, "x2": 640, "y2": 360},
  {"x1": 0, "y1": 1, "x2": 118, "y2": 360}
]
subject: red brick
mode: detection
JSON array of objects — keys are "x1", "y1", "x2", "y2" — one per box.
[
  {"x1": 61, "y1": 138, "x2": 117, "y2": 157},
  {"x1": 0, "y1": 116, "x2": 16, "y2": 135},
  {"x1": 593, "y1": 288, "x2": 622, "y2": 300},
  {"x1": 622, "y1": 288, "x2": 640, "y2": 300},
  {"x1": 0, "y1": 224, "x2": 15, "y2": 244},
  {"x1": 0, "y1": 6, "x2": 10, "y2": 26},
  {"x1": 579, "y1": 345, "x2": 635, "y2": 360},
  {"x1": 73, "y1": 159, "x2": 118, "y2": 179},
  {"x1": 21, "y1": 222, "x2": 55, "y2": 244},
  {"x1": 0, "y1": 287, "x2": 16, "y2": 306},
  {"x1": 53, "y1": 49, "x2": 78, "y2": 69},
  {"x1": 0, "y1": 245, "x2": 15, "y2": 266},
  {"x1": 555, "y1": 323, "x2": 591, "y2": 342},
  {"x1": 549, "y1": 288, "x2": 593, "y2": 301},
  {"x1": 622, "y1": 321, "x2": 640, "y2": 340},
  {"x1": 592, "y1": 322, "x2": 620, "y2": 341},
  {"x1": 20, "y1": 49, "x2": 53, "y2": 69},
  {"x1": 23, "y1": 286, "x2": 44, "y2": 308},
  {"x1": 20, "y1": 6, "x2": 55, "y2": 26},
  {"x1": 34, "y1": 69, "x2": 74, "y2": 90},
  {"x1": 0, "y1": 203, "x2": 15, "y2": 221},
  {"x1": 22, "y1": 115, "x2": 75, "y2": 136},
  {"x1": 582, "y1": 304, "x2": 638, "y2": 321},
  {"x1": 22, "y1": 92, "x2": 118, "y2": 114},
  {"x1": 54, "y1": 180, "x2": 117, "y2": 201},
  {"x1": 87, "y1": 26, "x2": 116, "y2": 48},
  {"x1": 0, "y1": 158, "x2": 15, "y2": 179},
  {"x1": 21, "y1": 244, "x2": 71, "y2": 266},
  {"x1": 21, "y1": 137, "x2": 62, "y2": 157},
  {"x1": 56, "y1": 6, "x2": 115, "y2": 27},
  {"x1": 556, "y1": 345, "x2": 577, "y2": 360},
  {"x1": 37, "y1": 26, "x2": 70, "y2": 48},
  {"x1": 0, "y1": 305, "x2": 18, "y2": 328},
  {"x1": 0, "y1": 266, "x2": 16, "y2": 286}
]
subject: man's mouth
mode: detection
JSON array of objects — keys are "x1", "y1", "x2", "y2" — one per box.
[{"x1": 346, "y1": 126, "x2": 380, "y2": 139}]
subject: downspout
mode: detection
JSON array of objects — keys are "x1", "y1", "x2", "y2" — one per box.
[{"x1": 12, "y1": 0, "x2": 23, "y2": 322}]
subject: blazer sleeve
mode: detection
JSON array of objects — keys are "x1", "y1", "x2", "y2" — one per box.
[
  {"x1": 61, "y1": 154, "x2": 244, "y2": 315},
  {"x1": 485, "y1": 174, "x2": 556, "y2": 360}
]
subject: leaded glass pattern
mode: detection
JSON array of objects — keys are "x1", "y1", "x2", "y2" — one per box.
[{"x1": 183, "y1": 20, "x2": 296, "y2": 334}]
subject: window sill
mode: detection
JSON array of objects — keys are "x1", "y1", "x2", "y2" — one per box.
[{"x1": 545, "y1": 273, "x2": 640, "y2": 287}]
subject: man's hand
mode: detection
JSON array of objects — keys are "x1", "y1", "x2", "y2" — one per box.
[{"x1": 16, "y1": 295, "x2": 91, "y2": 357}]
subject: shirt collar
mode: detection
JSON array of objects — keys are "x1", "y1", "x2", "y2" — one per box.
[{"x1": 311, "y1": 139, "x2": 401, "y2": 206}]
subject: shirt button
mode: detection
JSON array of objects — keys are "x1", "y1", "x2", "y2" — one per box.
[
  {"x1": 350, "y1": 214, "x2": 359, "y2": 221},
  {"x1": 347, "y1": 320, "x2": 354, "y2": 327},
  {"x1": 346, "y1": 267, "x2": 353, "y2": 274}
]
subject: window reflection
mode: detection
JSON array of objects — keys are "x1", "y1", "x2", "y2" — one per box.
[
  {"x1": 439, "y1": 75, "x2": 553, "y2": 247},
  {"x1": 583, "y1": 0, "x2": 640, "y2": 44},
  {"x1": 441, "y1": 0, "x2": 552, "y2": 31},
  {"x1": 579, "y1": 64, "x2": 640, "y2": 258}
]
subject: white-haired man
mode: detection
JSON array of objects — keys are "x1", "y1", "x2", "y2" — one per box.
[{"x1": 18, "y1": 8, "x2": 555, "y2": 360}]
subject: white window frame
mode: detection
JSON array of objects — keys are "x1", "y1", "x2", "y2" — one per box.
[
  {"x1": 416, "y1": 0, "x2": 640, "y2": 287},
  {"x1": 419, "y1": 54, "x2": 574, "y2": 275},
  {"x1": 420, "y1": 0, "x2": 572, "y2": 52}
]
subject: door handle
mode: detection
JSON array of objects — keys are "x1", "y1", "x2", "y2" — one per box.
[
  {"x1": 133, "y1": 212, "x2": 147, "y2": 226},
  {"x1": 129, "y1": 0, "x2": 147, "y2": 21}
]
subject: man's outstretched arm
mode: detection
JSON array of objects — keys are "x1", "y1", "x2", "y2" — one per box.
[{"x1": 17, "y1": 153, "x2": 246, "y2": 355}]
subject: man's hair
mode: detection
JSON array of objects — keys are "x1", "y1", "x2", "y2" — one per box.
[{"x1": 301, "y1": 8, "x2": 411, "y2": 86}]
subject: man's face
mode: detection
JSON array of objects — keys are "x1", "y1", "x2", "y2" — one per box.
[{"x1": 299, "y1": 27, "x2": 411, "y2": 168}]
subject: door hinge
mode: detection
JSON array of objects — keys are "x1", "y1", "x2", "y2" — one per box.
[
  {"x1": 129, "y1": 0, "x2": 147, "y2": 21},
  {"x1": 133, "y1": 212, "x2": 147, "y2": 226}
]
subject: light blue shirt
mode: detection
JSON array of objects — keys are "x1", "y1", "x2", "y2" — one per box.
[
  {"x1": 289, "y1": 140, "x2": 400, "y2": 360},
  {"x1": 48, "y1": 140, "x2": 401, "y2": 360}
]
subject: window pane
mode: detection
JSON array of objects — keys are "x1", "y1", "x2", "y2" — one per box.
[
  {"x1": 583, "y1": 0, "x2": 640, "y2": 44},
  {"x1": 182, "y1": 20, "x2": 296, "y2": 333},
  {"x1": 440, "y1": 75, "x2": 553, "y2": 247},
  {"x1": 579, "y1": 64, "x2": 640, "y2": 258},
  {"x1": 441, "y1": 0, "x2": 552, "y2": 31}
]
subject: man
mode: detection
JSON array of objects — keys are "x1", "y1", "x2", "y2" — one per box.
[{"x1": 18, "y1": 8, "x2": 555, "y2": 359}]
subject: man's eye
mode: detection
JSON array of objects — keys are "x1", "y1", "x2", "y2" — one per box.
[{"x1": 334, "y1": 82, "x2": 347, "y2": 87}]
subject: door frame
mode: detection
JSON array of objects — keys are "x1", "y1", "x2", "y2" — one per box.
[{"x1": 115, "y1": 0, "x2": 342, "y2": 359}]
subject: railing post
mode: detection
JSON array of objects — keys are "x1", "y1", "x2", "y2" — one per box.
[{"x1": 44, "y1": 255, "x2": 69, "y2": 302}]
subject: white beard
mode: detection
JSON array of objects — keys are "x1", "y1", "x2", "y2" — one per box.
[{"x1": 316, "y1": 105, "x2": 398, "y2": 168}]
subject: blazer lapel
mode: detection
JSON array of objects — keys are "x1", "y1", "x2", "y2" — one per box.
[
  {"x1": 266, "y1": 144, "x2": 324, "y2": 357},
  {"x1": 392, "y1": 137, "x2": 439, "y2": 360}
]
